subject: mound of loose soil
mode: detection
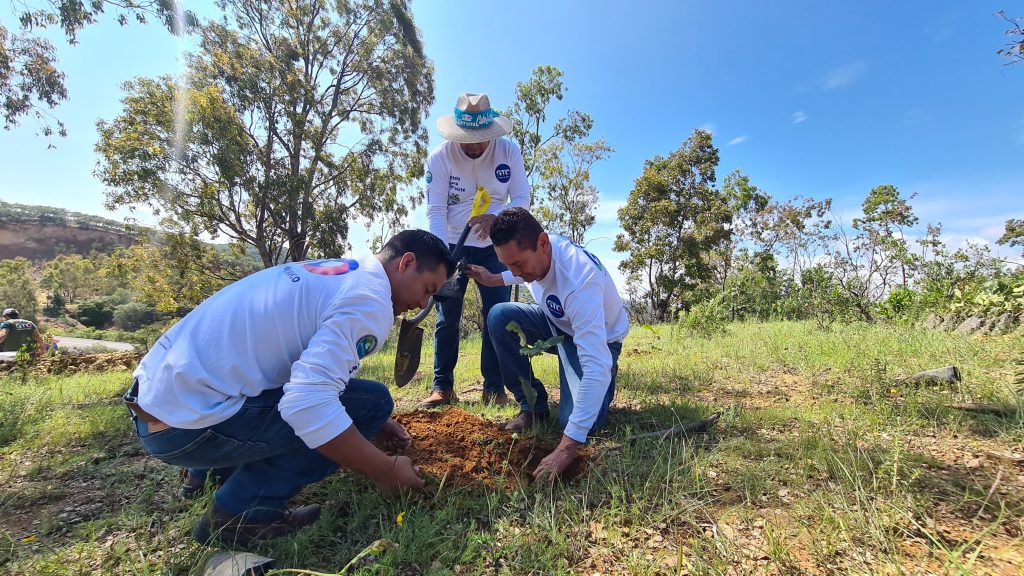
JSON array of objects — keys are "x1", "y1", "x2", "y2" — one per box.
[
  {"x1": 394, "y1": 407, "x2": 588, "y2": 489},
  {"x1": 0, "y1": 351, "x2": 142, "y2": 376}
]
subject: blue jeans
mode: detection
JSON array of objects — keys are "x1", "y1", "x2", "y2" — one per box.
[
  {"x1": 433, "y1": 243, "x2": 511, "y2": 393},
  {"x1": 487, "y1": 303, "x2": 622, "y2": 434},
  {"x1": 131, "y1": 379, "x2": 393, "y2": 522}
]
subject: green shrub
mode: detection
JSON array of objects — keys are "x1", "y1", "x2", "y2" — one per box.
[
  {"x1": 113, "y1": 302, "x2": 157, "y2": 331},
  {"x1": 877, "y1": 286, "x2": 920, "y2": 322},
  {"x1": 42, "y1": 291, "x2": 66, "y2": 317},
  {"x1": 74, "y1": 299, "x2": 115, "y2": 328},
  {"x1": 679, "y1": 298, "x2": 729, "y2": 337},
  {"x1": 950, "y1": 275, "x2": 1024, "y2": 317},
  {"x1": 0, "y1": 258, "x2": 40, "y2": 322}
]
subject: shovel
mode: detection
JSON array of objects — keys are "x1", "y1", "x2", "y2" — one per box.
[{"x1": 394, "y1": 187, "x2": 491, "y2": 386}]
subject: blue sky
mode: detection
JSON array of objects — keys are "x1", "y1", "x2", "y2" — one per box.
[{"x1": 2, "y1": 0, "x2": 1022, "y2": 286}]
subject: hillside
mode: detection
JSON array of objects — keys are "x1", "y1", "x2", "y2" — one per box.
[{"x1": 0, "y1": 201, "x2": 135, "y2": 260}]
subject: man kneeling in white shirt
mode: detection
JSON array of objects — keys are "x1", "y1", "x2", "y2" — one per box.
[
  {"x1": 467, "y1": 208, "x2": 629, "y2": 480},
  {"x1": 124, "y1": 230, "x2": 454, "y2": 547}
]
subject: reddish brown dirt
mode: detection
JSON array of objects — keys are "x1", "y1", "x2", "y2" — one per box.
[{"x1": 393, "y1": 407, "x2": 588, "y2": 490}]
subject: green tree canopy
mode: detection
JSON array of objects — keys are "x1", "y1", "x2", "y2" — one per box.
[
  {"x1": 505, "y1": 65, "x2": 612, "y2": 244},
  {"x1": 827, "y1": 185, "x2": 920, "y2": 321},
  {"x1": 1, "y1": 0, "x2": 195, "y2": 140},
  {"x1": 104, "y1": 225, "x2": 256, "y2": 313},
  {"x1": 0, "y1": 258, "x2": 40, "y2": 322},
  {"x1": 613, "y1": 128, "x2": 731, "y2": 321},
  {"x1": 96, "y1": 0, "x2": 433, "y2": 266},
  {"x1": 533, "y1": 136, "x2": 613, "y2": 245},
  {"x1": 998, "y1": 218, "x2": 1024, "y2": 258},
  {"x1": 41, "y1": 254, "x2": 98, "y2": 303}
]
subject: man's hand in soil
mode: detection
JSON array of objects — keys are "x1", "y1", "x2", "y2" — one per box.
[
  {"x1": 316, "y1": 426, "x2": 424, "y2": 496},
  {"x1": 376, "y1": 418, "x2": 412, "y2": 453},
  {"x1": 465, "y1": 264, "x2": 503, "y2": 287},
  {"x1": 374, "y1": 455, "x2": 426, "y2": 496},
  {"x1": 469, "y1": 213, "x2": 496, "y2": 240},
  {"x1": 532, "y1": 435, "x2": 581, "y2": 482}
]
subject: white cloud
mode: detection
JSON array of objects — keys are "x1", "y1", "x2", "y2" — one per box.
[
  {"x1": 698, "y1": 123, "x2": 716, "y2": 135},
  {"x1": 793, "y1": 111, "x2": 807, "y2": 124},
  {"x1": 821, "y1": 61, "x2": 867, "y2": 90},
  {"x1": 595, "y1": 199, "x2": 626, "y2": 223},
  {"x1": 727, "y1": 135, "x2": 748, "y2": 146}
]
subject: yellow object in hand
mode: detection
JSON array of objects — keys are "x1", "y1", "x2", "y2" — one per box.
[{"x1": 471, "y1": 186, "x2": 491, "y2": 218}]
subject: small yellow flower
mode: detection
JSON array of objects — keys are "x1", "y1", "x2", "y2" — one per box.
[
  {"x1": 890, "y1": 388, "x2": 898, "y2": 394},
  {"x1": 396, "y1": 511, "x2": 405, "y2": 526}
]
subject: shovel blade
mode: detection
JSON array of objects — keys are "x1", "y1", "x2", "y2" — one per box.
[{"x1": 394, "y1": 318, "x2": 424, "y2": 387}]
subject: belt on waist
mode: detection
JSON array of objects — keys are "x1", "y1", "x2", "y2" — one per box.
[{"x1": 123, "y1": 378, "x2": 163, "y2": 424}]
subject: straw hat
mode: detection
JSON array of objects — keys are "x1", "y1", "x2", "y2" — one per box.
[{"x1": 435, "y1": 93, "x2": 513, "y2": 144}]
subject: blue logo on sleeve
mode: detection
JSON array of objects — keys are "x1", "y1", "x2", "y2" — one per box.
[
  {"x1": 356, "y1": 334, "x2": 378, "y2": 358},
  {"x1": 495, "y1": 164, "x2": 511, "y2": 183},
  {"x1": 545, "y1": 295, "x2": 565, "y2": 318},
  {"x1": 571, "y1": 241, "x2": 606, "y2": 272},
  {"x1": 425, "y1": 171, "x2": 432, "y2": 184}
]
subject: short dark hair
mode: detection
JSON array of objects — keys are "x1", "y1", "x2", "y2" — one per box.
[
  {"x1": 378, "y1": 229, "x2": 456, "y2": 278},
  {"x1": 491, "y1": 207, "x2": 544, "y2": 251}
]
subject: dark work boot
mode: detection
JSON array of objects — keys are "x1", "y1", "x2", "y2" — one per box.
[
  {"x1": 482, "y1": 390, "x2": 510, "y2": 407},
  {"x1": 180, "y1": 467, "x2": 236, "y2": 499},
  {"x1": 192, "y1": 503, "x2": 322, "y2": 548},
  {"x1": 417, "y1": 389, "x2": 457, "y2": 408},
  {"x1": 503, "y1": 410, "x2": 550, "y2": 432}
]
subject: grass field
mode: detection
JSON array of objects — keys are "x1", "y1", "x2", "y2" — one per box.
[{"x1": 1, "y1": 321, "x2": 1022, "y2": 575}]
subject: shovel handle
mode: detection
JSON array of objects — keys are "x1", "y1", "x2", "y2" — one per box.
[
  {"x1": 402, "y1": 223, "x2": 476, "y2": 328},
  {"x1": 451, "y1": 223, "x2": 472, "y2": 261},
  {"x1": 408, "y1": 297, "x2": 434, "y2": 324}
]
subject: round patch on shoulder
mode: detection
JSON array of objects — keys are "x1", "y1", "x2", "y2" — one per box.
[
  {"x1": 495, "y1": 163, "x2": 511, "y2": 183},
  {"x1": 302, "y1": 259, "x2": 359, "y2": 276},
  {"x1": 356, "y1": 334, "x2": 378, "y2": 358},
  {"x1": 426, "y1": 171, "x2": 432, "y2": 184},
  {"x1": 545, "y1": 295, "x2": 565, "y2": 319}
]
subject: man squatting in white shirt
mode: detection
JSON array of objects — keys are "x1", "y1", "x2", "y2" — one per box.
[
  {"x1": 123, "y1": 230, "x2": 454, "y2": 546},
  {"x1": 467, "y1": 207, "x2": 630, "y2": 480}
]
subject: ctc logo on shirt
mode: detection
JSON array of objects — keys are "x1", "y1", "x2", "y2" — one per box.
[
  {"x1": 546, "y1": 295, "x2": 565, "y2": 318},
  {"x1": 495, "y1": 164, "x2": 511, "y2": 183}
]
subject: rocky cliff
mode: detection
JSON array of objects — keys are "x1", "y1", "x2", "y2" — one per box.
[{"x1": 0, "y1": 201, "x2": 135, "y2": 260}]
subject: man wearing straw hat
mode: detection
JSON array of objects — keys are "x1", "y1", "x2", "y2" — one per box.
[{"x1": 418, "y1": 93, "x2": 531, "y2": 408}]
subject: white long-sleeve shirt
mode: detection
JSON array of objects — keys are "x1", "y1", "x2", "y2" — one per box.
[
  {"x1": 133, "y1": 256, "x2": 394, "y2": 449},
  {"x1": 425, "y1": 138, "x2": 531, "y2": 248},
  {"x1": 522, "y1": 234, "x2": 630, "y2": 443}
]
